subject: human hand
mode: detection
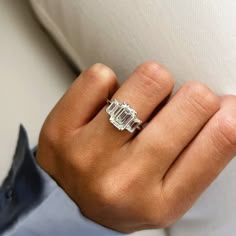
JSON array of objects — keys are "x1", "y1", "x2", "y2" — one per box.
[{"x1": 36, "y1": 62, "x2": 236, "y2": 233}]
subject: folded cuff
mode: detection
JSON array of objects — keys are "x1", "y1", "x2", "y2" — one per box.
[{"x1": 0, "y1": 126, "x2": 124, "y2": 236}]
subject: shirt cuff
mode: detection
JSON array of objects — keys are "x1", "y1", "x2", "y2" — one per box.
[{"x1": 1, "y1": 125, "x2": 125, "y2": 236}]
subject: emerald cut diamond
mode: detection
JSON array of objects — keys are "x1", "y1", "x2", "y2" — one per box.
[{"x1": 106, "y1": 100, "x2": 142, "y2": 133}]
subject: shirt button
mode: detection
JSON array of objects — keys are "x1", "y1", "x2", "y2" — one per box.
[{"x1": 5, "y1": 187, "x2": 14, "y2": 200}]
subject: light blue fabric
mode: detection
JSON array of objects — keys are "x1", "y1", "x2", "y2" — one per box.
[{"x1": 0, "y1": 126, "x2": 123, "y2": 236}]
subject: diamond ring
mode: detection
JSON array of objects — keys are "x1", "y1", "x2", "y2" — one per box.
[{"x1": 106, "y1": 99, "x2": 142, "y2": 133}]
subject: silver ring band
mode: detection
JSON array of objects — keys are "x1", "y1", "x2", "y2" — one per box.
[{"x1": 106, "y1": 99, "x2": 142, "y2": 133}]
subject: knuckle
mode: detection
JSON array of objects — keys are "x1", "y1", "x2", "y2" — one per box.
[
  {"x1": 135, "y1": 61, "x2": 174, "y2": 93},
  {"x1": 216, "y1": 111, "x2": 236, "y2": 149},
  {"x1": 220, "y1": 94, "x2": 236, "y2": 102},
  {"x1": 220, "y1": 95, "x2": 236, "y2": 107},
  {"x1": 85, "y1": 63, "x2": 117, "y2": 87},
  {"x1": 39, "y1": 116, "x2": 68, "y2": 151},
  {"x1": 96, "y1": 177, "x2": 122, "y2": 206},
  {"x1": 37, "y1": 122, "x2": 64, "y2": 176},
  {"x1": 39, "y1": 121, "x2": 59, "y2": 148},
  {"x1": 96, "y1": 172, "x2": 136, "y2": 208},
  {"x1": 183, "y1": 81, "x2": 220, "y2": 114}
]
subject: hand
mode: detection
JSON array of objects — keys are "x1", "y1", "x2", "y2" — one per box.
[{"x1": 36, "y1": 62, "x2": 236, "y2": 233}]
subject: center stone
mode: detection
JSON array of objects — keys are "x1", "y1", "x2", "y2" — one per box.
[
  {"x1": 111, "y1": 105, "x2": 135, "y2": 130},
  {"x1": 116, "y1": 108, "x2": 133, "y2": 126},
  {"x1": 106, "y1": 100, "x2": 136, "y2": 130}
]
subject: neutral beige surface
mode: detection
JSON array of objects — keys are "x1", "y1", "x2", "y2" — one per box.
[
  {"x1": 0, "y1": 0, "x2": 75, "y2": 184},
  {"x1": 31, "y1": 0, "x2": 236, "y2": 94}
]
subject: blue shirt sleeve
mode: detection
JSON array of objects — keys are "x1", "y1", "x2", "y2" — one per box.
[{"x1": 0, "y1": 125, "x2": 124, "y2": 236}]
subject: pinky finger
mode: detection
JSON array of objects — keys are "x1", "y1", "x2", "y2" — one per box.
[{"x1": 162, "y1": 95, "x2": 236, "y2": 215}]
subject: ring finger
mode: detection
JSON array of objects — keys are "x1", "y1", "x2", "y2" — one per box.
[{"x1": 91, "y1": 62, "x2": 174, "y2": 146}]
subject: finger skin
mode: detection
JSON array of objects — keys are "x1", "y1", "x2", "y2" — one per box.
[
  {"x1": 134, "y1": 81, "x2": 220, "y2": 175},
  {"x1": 92, "y1": 61, "x2": 174, "y2": 145},
  {"x1": 35, "y1": 60, "x2": 235, "y2": 232},
  {"x1": 162, "y1": 95, "x2": 236, "y2": 221},
  {"x1": 37, "y1": 63, "x2": 118, "y2": 175},
  {"x1": 42, "y1": 63, "x2": 119, "y2": 132}
]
